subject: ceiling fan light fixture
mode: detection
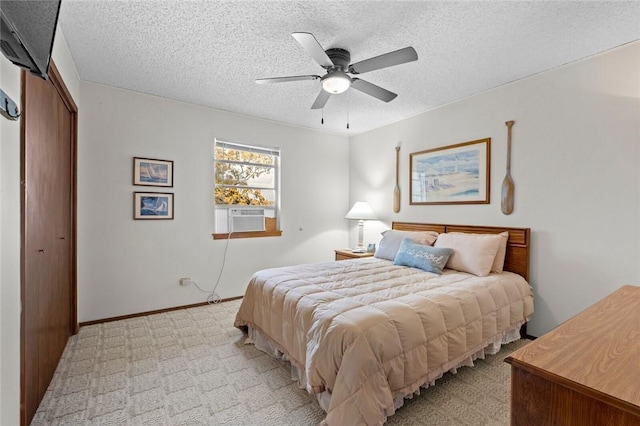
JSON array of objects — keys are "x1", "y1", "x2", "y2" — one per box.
[{"x1": 321, "y1": 72, "x2": 352, "y2": 94}]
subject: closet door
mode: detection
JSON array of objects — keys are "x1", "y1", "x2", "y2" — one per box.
[{"x1": 21, "y1": 62, "x2": 77, "y2": 426}]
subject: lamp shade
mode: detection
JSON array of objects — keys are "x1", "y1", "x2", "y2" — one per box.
[
  {"x1": 345, "y1": 202, "x2": 377, "y2": 220},
  {"x1": 321, "y1": 72, "x2": 352, "y2": 94}
]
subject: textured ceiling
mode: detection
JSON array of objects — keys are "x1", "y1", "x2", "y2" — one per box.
[{"x1": 58, "y1": 1, "x2": 640, "y2": 136}]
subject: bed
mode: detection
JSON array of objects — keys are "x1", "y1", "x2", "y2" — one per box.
[{"x1": 234, "y1": 222, "x2": 533, "y2": 425}]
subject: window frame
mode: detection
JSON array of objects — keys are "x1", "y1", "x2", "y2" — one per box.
[{"x1": 212, "y1": 139, "x2": 281, "y2": 239}]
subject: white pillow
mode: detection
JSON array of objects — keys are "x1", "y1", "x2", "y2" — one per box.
[
  {"x1": 434, "y1": 232, "x2": 502, "y2": 277},
  {"x1": 374, "y1": 230, "x2": 439, "y2": 261}
]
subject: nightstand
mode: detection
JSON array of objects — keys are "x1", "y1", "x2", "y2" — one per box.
[{"x1": 335, "y1": 249, "x2": 374, "y2": 261}]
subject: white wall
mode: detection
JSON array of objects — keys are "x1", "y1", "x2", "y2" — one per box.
[
  {"x1": 349, "y1": 41, "x2": 640, "y2": 337},
  {"x1": 77, "y1": 83, "x2": 350, "y2": 322},
  {"x1": 0, "y1": 54, "x2": 21, "y2": 426},
  {"x1": 0, "y1": 26, "x2": 80, "y2": 426}
]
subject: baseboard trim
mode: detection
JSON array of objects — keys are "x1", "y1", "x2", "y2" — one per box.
[{"x1": 79, "y1": 296, "x2": 243, "y2": 327}]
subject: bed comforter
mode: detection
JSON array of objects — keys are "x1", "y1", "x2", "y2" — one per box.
[{"x1": 234, "y1": 257, "x2": 533, "y2": 425}]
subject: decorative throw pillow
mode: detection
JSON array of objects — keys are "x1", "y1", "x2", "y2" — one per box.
[
  {"x1": 394, "y1": 238, "x2": 454, "y2": 274},
  {"x1": 374, "y1": 230, "x2": 439, "y2": 261},
  {"x1": 434, "y1": 232, "x2": 502, "y2": 277}
]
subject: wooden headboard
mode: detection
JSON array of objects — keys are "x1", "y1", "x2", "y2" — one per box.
[{"x1": 392, "y1": 222, "x2": 531, "y2": 281}]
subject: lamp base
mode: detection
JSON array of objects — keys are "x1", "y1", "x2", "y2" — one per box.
[{"x1": 351, "y1": 247, "x2": 366, "y2": 253}]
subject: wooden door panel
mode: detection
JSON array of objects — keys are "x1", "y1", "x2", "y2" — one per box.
[
  {"x1": 48, "y1": 77, "x2": 72, "y2": 381},
  {"x1": 23, "y1": 70, "x2": 54, "y2": 421}
]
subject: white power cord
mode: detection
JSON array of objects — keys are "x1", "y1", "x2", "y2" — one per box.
[
  {"x1": 189, "y1": 231, "x2": 233, "y2": 304},
  {"x1": 190, "y1": 279, "x2": 221, "y2": 304}
]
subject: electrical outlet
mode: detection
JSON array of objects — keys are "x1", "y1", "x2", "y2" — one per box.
[{"x1": 179, "y1": 277, "x2": 191, "y2": 286}]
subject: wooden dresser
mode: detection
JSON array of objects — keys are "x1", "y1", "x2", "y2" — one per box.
[{"x1": 505, "y1": 285, "x2": 640, "y2": 425}]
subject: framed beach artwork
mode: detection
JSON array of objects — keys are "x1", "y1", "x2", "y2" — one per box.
[
  {"x1": 133, "y1": 157, "x2": 173, "y2": 187},
  {"x1": 134, "y1": 192, "x2": 174, "y2": 219},
  {"x1": 410, "y1": 138, "x2": 490, "y2": 205}
]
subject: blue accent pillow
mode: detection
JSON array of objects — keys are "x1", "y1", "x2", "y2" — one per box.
[{"x1": 394, "y1": 238, "x2": 454, "y2": 274}]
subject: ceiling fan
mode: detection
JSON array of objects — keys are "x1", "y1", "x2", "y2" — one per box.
[{"x1": 256, "y1": 32, "x2": 418, "y2": 109}]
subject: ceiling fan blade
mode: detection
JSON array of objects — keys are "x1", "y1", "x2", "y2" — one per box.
[
  {"x1": 311, "y1": 89, "x2": 331, "y2": 109},
  {"x1": 292, "y1": 32, "x2": 334, "y2": 68},
  {"x1": 351, "y1": 78, "x2": 397, "y2": 102},
  {"x1": 256, "y1": 75, "x2": 320, "y2": 84},
  {"x1": 349, "y1": 47, "x2": 418, "y2": 75}
]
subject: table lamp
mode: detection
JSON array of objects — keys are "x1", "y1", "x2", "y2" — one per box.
[{"x1": 345, "y1": 201, "x2": 377, "y2": 253}]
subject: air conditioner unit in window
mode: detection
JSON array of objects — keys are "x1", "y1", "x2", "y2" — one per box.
[{"x1": 228, "y1": 208, "x2": 265, "y2": 232}]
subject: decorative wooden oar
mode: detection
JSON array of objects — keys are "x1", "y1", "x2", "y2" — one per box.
[
  {"x1": 393, "y1": 142, "x2": 401, "y2": 213},
  {"x1": 501, "y1": 121, "x2": 515, "y2": 215}
]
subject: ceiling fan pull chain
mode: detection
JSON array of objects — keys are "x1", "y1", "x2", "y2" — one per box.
[
  {"x1": 346, "y1": 92, "x2": 350, "y2": 129},
  {"x1": 321, "y1": 108, "x2": 324, "y2": 125}
]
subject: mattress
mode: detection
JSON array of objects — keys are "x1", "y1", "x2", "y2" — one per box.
[{"x1": 234, "y1": 257, "x2": 534, "y2": 425}]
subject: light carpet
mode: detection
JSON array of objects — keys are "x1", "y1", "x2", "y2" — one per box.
[{"x1": 32, "y1": 299, "x2": 528, "y2": 425}]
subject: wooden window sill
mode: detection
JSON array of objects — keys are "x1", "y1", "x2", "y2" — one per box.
[{"x1": 212, "y1": 230, "x2": 282, "y2": 240}]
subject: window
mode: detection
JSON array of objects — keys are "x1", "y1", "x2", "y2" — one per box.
[{"x1": 213, "y1": 139, "x2": 281, "y2": 238}]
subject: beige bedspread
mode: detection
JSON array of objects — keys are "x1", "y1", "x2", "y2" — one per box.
[{"x1": 234, "y1": 257, "x2": 533, "y2": 425}]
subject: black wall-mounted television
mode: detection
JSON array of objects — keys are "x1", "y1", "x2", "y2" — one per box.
[{"x1": 0, "y1": 0, "x2": 61, "y2": 80}]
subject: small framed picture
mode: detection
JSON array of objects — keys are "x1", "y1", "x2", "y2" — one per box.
[
  {"x1": 134, "y1": 192, "x2": 174, "y2": 220},
  {"x1": 133, "y1": 157, "x2": 173, "y2": 187}
]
